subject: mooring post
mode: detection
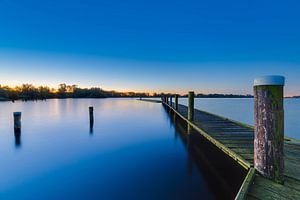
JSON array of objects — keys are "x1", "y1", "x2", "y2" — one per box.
[
  {"x1": 254, "y1": 75, "x2": 285, "y2": 184},
  {"x1": 89, "y1": 106, "x2": 94, "y2": 133},
  {"x1": 188, "y1": 91, "x2": 194, "y2": 121},
  {"x1": 175, "y1": 94, "x2": 178, "y2": 110},
  {"x1": 13, "y1": 112, "x2": 21, "y2": 133},
  {"x1": 170, "y1": 96, "x2": 173, "y2": 107},
  {"x1": 89, "y1": 106, "x2": 94, "y2": 123}
]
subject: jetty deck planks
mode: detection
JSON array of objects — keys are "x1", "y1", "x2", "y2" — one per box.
[{"x1": 163, "y1": 102, "x2": 300, "y2": 200}]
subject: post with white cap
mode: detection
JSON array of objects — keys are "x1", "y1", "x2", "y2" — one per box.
[{"x1": 254, "y1": 75, "x2": 285, "y2": 184}]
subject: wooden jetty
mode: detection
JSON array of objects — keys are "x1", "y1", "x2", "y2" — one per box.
[
  {"x1": 162, "y1": 101, "x2": 300, "y2": 199},
  {"x1": 145, "y1": 76, "x2": 300, "y2": 199}
]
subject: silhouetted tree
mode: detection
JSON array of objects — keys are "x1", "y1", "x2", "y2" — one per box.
[{"x1": 58, "y1": 83, "x2": 67, "y2": 98}]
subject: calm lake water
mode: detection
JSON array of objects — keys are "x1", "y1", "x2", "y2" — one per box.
[
  {"x1": 175, "y1": 98, "x2": 299, "y2": 140},
  {"x1": 0, "y1": 98, "x2": 243, "y2": 200}
]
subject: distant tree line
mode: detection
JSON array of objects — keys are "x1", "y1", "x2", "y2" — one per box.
[
  {"x1": 0, "y1": 83, "x2": 267, "y2": 102},
  {"x1": 0, "y1": 84, "x2": 152, "y2": 101}
]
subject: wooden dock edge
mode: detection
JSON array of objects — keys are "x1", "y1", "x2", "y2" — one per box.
[
  {"x1": 163, "y1": 102, "x2": 252, "y2": 170},
  {"x1": 235, "y1": 168, "x2": 256, "y2": 200}
]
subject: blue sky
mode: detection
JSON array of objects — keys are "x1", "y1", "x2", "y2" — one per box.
[{"x1": 0, "y1": 0, "x2": 299, "y2": 95}]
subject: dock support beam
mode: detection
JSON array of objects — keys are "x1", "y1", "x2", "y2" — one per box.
[
  {"x1": 254, "y1": 75, "x2": 285, "y2": 184},
  {"x1": 188, "y1": 91, "x2": 194, "y2": 121},
  {"x1": 170, "y1": 96, "x2": 173, "y2": 107},
  {"x1": 175, "y1": 94, "x2": 178, "y2": 110},
  {"x1": 13, "y1": 112, "x2": 21, "y2": 133}
]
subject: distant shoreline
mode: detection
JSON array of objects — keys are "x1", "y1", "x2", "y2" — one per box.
[
  {"x1": 0, "y1": 84, "x2": 299, "y2": 102},
  {"x1": 1, "y1": 96, "x2": 299, "y2": 103},
  {"x1": 1, "y1": 95, "x2": 299, "y2": 103}
]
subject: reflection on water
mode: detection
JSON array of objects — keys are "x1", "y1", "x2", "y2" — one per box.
[
  {"x1": 0, "y1": 99, "x2": 243, "y2": 199},
  {"x1": 90, "y1": 120, "x2": 94, "y2": 134},
  {"x1": 14, "y1": 130, "x2": 21, "y2": 147}
]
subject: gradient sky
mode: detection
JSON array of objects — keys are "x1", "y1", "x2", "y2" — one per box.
[{"x1": 0, "y1": 0, "x2": 299, "y2": 95}]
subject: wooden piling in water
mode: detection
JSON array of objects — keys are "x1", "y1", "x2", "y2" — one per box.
[
  {"x1": 188, "y1": 91, "x2": 194, "y2": 121},
  {"x1": 89, "y1": 106, "x2": 94, "y2": 123},
  {"x1": 170, "y1": 96, "x2": 173, "y2": 107},
  {"x1": 13, "y1": 112, "x2": 21, "y2": 133},
  {"x1": 254, "y1": 75, "x2": 285, "y2": 184},
  {"x1": 175, "y1": 94, "x2": 178, "y2": 110}
]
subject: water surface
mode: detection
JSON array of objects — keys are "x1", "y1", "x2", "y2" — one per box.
[{"x1": 0, "y1": 99, "x2": 242, "y2": 199}]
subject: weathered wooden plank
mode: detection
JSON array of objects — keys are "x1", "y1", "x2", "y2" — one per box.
[
  {"x1": 284, "y1": 177, "x2": 300, "y2": 192},
  {"x1": 219, "y1": 140, "x2": 253, "y2": 145},
  {"x1": 249, "y1": 175, "x2": 300, "y2": 199},
  {"x1": 238, "y1": 153, "x2": 254, "y2": 161},
  {"x1": 225, "y1": 144, "x2": 254, "y2": 149},
  {"x1": 233, "y1": 148, "x2": 254, "y2": 155},
  {"x1": 213, "y1": 137, "x2": 254, "y2": 141},
  {"x1": 284, "y1": 160, "x2": 300, "y2": 181},
  {"x1": 216, "y1": 132, "x2": 253, "y2": 136},
  {"x1": 246, "y1": 194, "x2": 261, "y2": 200},
  {"x1": 248, "y1": 184, "x2": 294, "y2": 200}
]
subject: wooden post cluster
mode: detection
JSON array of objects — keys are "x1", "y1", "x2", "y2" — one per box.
[
  {"x1": 13, "y1": 112, "x2": 21, "y2": 133},
  {"x1": 188, "y1": 91, "x2": 194, "y2": 121},
  {"x1": 254, "y1": 76, "x2": 285, "y2": 184}
]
